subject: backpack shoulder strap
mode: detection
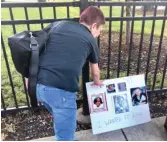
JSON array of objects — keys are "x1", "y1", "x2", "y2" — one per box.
[{"x1": 28, "y1": 32, "x2": 38, "y2": 107}]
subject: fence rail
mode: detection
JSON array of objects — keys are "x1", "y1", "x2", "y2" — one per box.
[{"x1": 1, "y1": 1, "x2": 167, "y2": 115}]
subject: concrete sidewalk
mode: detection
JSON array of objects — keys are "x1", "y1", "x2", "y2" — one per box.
[{"x1": 32, "y1": 116, "x2": 167, "y2": 141}]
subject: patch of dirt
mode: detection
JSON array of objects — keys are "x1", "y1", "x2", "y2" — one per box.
[
  {"x1": 1, "y1": 92, "x2": 167, "y2": 141},
  {"x1": 1, "y1": 107, "x2": 91, "y2": 141},
  {"x1": 149, "y1": 92, "x2": 167, "y2": 118},
  {"x1": 99, "y1": 31, "x2": 167, "y2": 77}
]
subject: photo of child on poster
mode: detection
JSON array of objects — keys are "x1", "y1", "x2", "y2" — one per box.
[
  {"x1": 89, "y1": 93, "x2": 108, "y2": 113},
  {"x1": 113, "y1": 94, "x2": 129, "y2": 114},
  {"x1": 107, "y1": 84, "x2": 116, "y2": 93},
  {"x1": 118, "y1": 82, "x2": 127, "y2": 92},
  {"x1": 131, "y1": 87, "x2": 147, "y2": 106},
  {"x1": 93, "y1": 96, "x2": 104, "y2": 109}
]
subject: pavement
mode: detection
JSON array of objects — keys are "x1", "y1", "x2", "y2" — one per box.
[{"x1": 32, "y1": 116, "x2": 167, "y2": 141}]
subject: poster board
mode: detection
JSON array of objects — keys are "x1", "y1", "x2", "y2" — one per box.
[{"x1": 86, "y1": 74, "x2": 151, "y2": 135}]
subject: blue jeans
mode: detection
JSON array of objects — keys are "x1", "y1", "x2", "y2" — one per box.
[{"x1": 36, "y1": 84, "x2": 77, "y2": 141}]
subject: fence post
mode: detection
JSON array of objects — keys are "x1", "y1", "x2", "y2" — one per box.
[
  {"x1": 165, "y1": 116, "x2": 167, "y2": 132},
  {"x1": 80, "y1": 0, "x2": 90, "y2": 115}
]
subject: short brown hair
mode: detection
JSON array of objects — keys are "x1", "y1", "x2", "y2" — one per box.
[{"x1": 79, "y1": 6, "x2": 105, "y2": 27}]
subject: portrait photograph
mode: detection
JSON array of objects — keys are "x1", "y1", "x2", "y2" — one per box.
[
  {"x1": 131, "y1": 87, "x2": 148, "y2": 106},
  {"x1": 113, "y1": 94, "x2": 129, "y2": 114},
  {"x1": 118, "y1": 82, "x2": 127, "y2": 92},
  {"x1": 89, "y1": 92, "x2": 108, "y2": 113},
  {"x1": 106, "y1": 84, "x2": 116, "y2": 94}
]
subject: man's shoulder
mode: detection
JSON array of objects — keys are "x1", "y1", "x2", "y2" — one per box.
[{"x1": 52, "y1": 20, "x2": 79, "y2": 27}]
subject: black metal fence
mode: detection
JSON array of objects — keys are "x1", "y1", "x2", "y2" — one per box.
[{"x1": 1, "y1": 1, "x2": 167, "y2": 115}]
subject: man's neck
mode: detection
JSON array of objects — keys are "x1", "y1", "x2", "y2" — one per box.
[{"x1": 80, "y1": 22, "x2": 90, "y2": 30}]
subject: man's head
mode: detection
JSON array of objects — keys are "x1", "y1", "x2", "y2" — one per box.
[{"x1": 79, "y1": 6, "x2": 105, "y2": 38}]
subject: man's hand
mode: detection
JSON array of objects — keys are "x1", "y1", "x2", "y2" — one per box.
[
  {"x1": 91, "y1": 80, "x2": 104, "y2": 88},
  {"x1": 90, "y1": 63, "x2": 103, "y2": 87}
]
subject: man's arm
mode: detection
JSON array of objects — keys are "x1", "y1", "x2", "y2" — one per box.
[{"x1": 90, "y1": 63, "x2": 103, "y2": 86}]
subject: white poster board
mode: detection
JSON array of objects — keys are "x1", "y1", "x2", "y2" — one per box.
[{"x1": 86, "y1": 74, "x2": 151, "y2": 135}]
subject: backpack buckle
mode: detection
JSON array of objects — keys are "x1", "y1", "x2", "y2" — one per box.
[{"x1": 29, "y1": 32, "x2": 38, "y2": 50}]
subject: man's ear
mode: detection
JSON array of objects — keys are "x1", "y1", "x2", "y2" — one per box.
[{"x1": 91, "y1": 23, "x2": 98, "y2": 29}]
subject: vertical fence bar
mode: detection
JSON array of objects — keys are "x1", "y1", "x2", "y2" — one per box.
[
  {"x1": 152, "y1": 6, "x2": 167, "y2": 90},
  {"x1": 107, "y1": 6, "x2": 112, "y2": 79},
  {"x1": 80, "y1": 0, "x2": 89, "y2": 115},
  {"x1": 9, "y1": 7, "x2": 16, "y2": 33},
  {"x1": 23, "y1": 6, "x2": 31, "y2": 107},
  {"x1": 127, "y1": 5, "x2": 135, "y2": 76},
  {"x1": 1, "y1": 91, "x2": 6, "y2": 110},
  {"x1": 8, "y1": 7, "x2": 19, "y2": 108},
  {"x1": 98, "y1": 36, "x2": 100, "y2": 48},
  {"x1": 97, "y1": 7, "x2": 101, "y2": 68},
  {"x1": 1, "y1": 36, "x2": 18, "y2": 108},
  {"x1": 39, "y1": 6, "x2": 44, "y2": 29},
  {"x1": 161, "y1": 56, "x2": 167, "y2": 89},
  {"x1": 24, "y1": 7, "x2": 30, "y2": 30},
  {"x1": 22, "y1": 78, "x2": 30, "y2": 107},
  {"x1": 117, "y1": 6, "x2": 124, "y2": 78},
  {"x1": 97, "y1": 37, "x2": 100, "y2": 57},
  {"x1": 53, "y1": 7, "x2": 56, "y2": 19},
  {"x1": 9, "y1": 7, "x2": 17, "y2": 34},
  {"x1": 67, "y1": 6, "x2": 70, "y2": 19},
  {"x1": 137, "y1": 6, "x2": 146, "y2": 74},
  {"x1": 9, "y1": 7, "x2": 16, "y2": 35},
  {"x1": 97, "y1": 6, "x2": 101, "y2": 49},
  {"x1": 145, "y1": 5, "x2": 157, "y2": 82}
]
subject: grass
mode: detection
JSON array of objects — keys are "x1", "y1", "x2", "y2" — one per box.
[
  {"x1": 1, "y1": 2, "x2": 167, "y2": 36},
  {"x1": 1, "y1": 0, "x2": 167, "y2": 108}
]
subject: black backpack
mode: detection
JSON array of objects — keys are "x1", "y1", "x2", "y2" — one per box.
[{"x1": 8, "y1": 22, "x2": 57, "y2": 107}]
